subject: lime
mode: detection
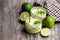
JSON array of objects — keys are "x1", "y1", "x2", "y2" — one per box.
[
  {"x1": 42, "y1": 16, "x2": 55, "y2": 28},
  {"x1": 22, "y1": 2, "x2": 33, "y2": 12},
  {"x1": 20, "y1": 12, "x2": 30, "y2": 21},
  {"x1": 41, "y1": 28, "x2": 51, "y2": 37}
]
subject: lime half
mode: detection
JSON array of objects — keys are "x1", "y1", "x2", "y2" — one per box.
[
  {"x1": 41, "y1": 28, "x2": 51, "y2": 37},
  {"x1": 20, "y1": 12, "x2": 29, "y2": 21}
]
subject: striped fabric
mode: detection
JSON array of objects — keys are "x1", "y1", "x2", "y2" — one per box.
[{"x1": 36, "y1": 0, "x2": 60, "y2": 21}]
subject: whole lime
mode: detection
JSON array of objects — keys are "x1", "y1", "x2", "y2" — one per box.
[
  {"x1": 22, "y1": 2, "x2": 33, "y2": 12},
  {"x1": 42, "y1": 16, "x2": 55, "y2": 28}
]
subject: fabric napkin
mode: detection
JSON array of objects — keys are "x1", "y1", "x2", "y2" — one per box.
[{"x1": 36, "y1": 0, "x2": 60, "y2": 21}]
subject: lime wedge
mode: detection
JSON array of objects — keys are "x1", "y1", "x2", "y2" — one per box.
[
  {"x1": 41, "y1": 28, "x2": 51, "y2": 37},
  {"x1": 20, "y1": 12, "x2": 29, "y2": 21}
]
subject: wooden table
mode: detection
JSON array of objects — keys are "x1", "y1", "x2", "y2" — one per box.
[{"x1": 0, "y1": 0, "x2": 60, "y2": 40}]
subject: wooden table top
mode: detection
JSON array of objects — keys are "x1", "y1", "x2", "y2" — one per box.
[{"x1": 0, "y1": 0, "x2": 60, "y2": 40}]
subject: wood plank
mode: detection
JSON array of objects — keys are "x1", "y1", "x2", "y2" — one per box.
[
  {"x1": 0, "y1": 8, "x2": 3, "y2": 40},
  {"x1": 0, "y1": 0, "x2": 5, "y2": 40}
]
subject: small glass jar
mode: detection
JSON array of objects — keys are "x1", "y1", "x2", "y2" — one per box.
[
  {"x1": 25, "y1": 17, "x2": 42, "y2": 34},
  {"x1": 31, "y1": 7, "x2": 46, "y2": 21}
]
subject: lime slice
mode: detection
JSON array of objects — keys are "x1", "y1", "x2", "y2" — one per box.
[
  {"x1": 20, "y1": 12, "x2": 29, "y2": 21},
  {"x1": 41, "y1": 28, "x2": 51, "y2": 37},
  {"x1": 31, "y1": 7, "x2": 46, "y2": 20}
]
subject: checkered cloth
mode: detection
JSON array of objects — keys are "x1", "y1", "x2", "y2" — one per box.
[{"x1": 36, "y1": 0, "x2": 60, "y2": 21}]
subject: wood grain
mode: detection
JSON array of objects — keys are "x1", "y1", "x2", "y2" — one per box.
[{"x1": 0, "y1": 0, "x2": 60, "y2": 40}]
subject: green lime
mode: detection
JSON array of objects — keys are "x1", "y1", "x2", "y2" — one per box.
[
  {"x1": 42, "y1": 16, "x2": 55, "y2": 28},
  {"x1": 41, "y1": 28, "x2": 51, "y2": 37},
  {"x1": 20, "y1": 12, "x2": 30, "y2": 21},
  {"x1": 22, "y1": 2, "x2": 33, "y2": 12}
]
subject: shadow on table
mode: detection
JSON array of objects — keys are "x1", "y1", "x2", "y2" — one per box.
[
  {"x1": 55, "y1": 21, "x2": 60, "y2": 24},
  {"x1": 33, "y1": 2, "x2": 42, "y2": 6}
]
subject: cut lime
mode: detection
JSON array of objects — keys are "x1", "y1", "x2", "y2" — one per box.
[
  {"x1": 41, "y1": 28, "x2": 51, "y2": 37},
  {"x1": 31, "y1": 7, "x2": 46, "y2": 20},
  {"x1": 20, "y1": 12, "x2": 30, "y2": 21}
]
